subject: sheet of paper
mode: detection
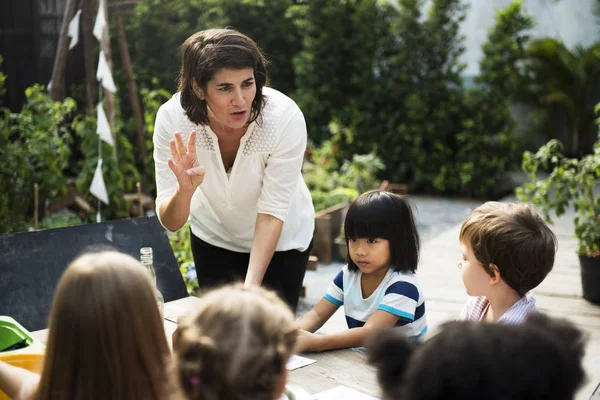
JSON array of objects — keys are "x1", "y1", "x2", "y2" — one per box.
[
  {"x1": 314, "y1": 386, "x2": 378, "y2": 400},
  {"x1": 286, "y1": 354, "x2": 316, "y2": 370}
]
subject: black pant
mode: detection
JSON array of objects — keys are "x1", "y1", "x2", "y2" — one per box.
[{"x1": 190, "y1": 231, "x2": 313, "y2": 311}]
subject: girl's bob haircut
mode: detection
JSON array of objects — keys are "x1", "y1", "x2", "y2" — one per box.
[{"x1": 344, "y1": 190, "x2": 420, "y2": 273}]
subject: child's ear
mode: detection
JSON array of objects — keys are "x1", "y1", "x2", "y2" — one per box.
[{"x1": 488, "y1": 264, "x2": 501, "y2": 285}]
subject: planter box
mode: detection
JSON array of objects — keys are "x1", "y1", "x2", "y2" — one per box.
[
  {"x1": 580, "y1": 254, "x2": 600, "y2": 304},
  {"x1": 312, "y1": 202, "x2": 349, "y2": 264}
]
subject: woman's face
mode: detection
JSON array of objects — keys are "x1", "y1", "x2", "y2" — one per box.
[{"x1": 199, "y1": 67, "x2": 257, "y2": 134}]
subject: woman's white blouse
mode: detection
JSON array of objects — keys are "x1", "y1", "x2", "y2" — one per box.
[{"x1": 153, "y1": 87, "x2": 315, "y2": 252}]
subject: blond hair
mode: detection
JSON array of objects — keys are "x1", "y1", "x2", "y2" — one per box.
[
  {"x1": 459, "y1": 202, "x2": 557, "y2": 296},
  {"x1": 173, "y1": 284, "x2": 297, "y2": 400},
  {"x1": 34, "y1": 250, "x2": 171, "y2": 400}
]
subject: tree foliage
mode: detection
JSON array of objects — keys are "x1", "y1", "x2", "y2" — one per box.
[
  {"x1": 122, "y1": 0, "x2": 300, "y2": 96},
  {"x1": 518, "y1": 38, "x2": 600, "y2": 157},
  {"x1": 0, "y1": 83, "x2": 74, "y2": 233}
]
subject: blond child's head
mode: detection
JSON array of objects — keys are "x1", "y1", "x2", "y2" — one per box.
[
  {"x1": 173, "y1": 284, "x2": 298, "y2": 400},
  {"x1": 459, "y1": 202, "x2": 557, "y2": 297}
]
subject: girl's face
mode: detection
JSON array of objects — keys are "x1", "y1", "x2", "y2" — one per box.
[
  {"x1": 199, "y1": 67, "x2": 257, "y2": 134},
  {"x1": 458, "y1": 241, "x2": 492, "y2": 296},
  {"x1": 348, "y1": 237, "x2": 391, "y2": 277}
]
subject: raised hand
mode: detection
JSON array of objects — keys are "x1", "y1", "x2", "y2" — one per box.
[{"x1": 167, "y1": 130, "x2": 206, "y2": 195}]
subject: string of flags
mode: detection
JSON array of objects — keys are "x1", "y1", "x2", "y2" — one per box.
[{"x1": 65, "y1": 0, "x2": 117, "y2": 219}]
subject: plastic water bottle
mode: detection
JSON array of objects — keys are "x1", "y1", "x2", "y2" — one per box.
[{"x1": 140, "y1": 247, "x2": 165, "y2": 317}]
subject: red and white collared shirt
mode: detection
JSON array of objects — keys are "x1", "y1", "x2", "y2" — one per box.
[{"x1": 457, "y1": 293, "x2": 537, "y2": 324}]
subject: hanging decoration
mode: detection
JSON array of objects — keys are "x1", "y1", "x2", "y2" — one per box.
[
  {"x1": 96, "y1": 51, "x2": 117, "y2": 93},
  {"x1": 89, "y1": 0, "x2": 117, "y2": 221},
  {"x1": 90, "y1": 159, "x2": 110, "y2": 205},
  {"x1": 96, "y1": 103, "x2": 114, "y2": 146},
  {"x1": 67, "y1": 9, "x2": 82, "y2": 50},
  {"x1": 93, "y1": 0, "x2": 106, "y2": 42}
]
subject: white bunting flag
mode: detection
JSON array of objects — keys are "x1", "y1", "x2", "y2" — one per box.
[
  {"x1": 90, "y1": 159, "x2": 109, "y2": 205},
  {"x1": 96, "y1": 103, "x2": 114, "y2": 146},
  {"x1": 67, "y1": 9, "x2": 82, "y2": 50},
  {"x1": 93, "y1": 0, "x2": 106, "y2": 42},
  {"x1": 96, "y1": 51, "x2": 117, "y2": 93}
]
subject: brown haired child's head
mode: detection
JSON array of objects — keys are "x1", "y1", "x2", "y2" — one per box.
[
  {"x1": 37, "y1": 250, "x2": 170, "y2": 400},
  {"x1": 173, "y1": 284, "x2": 298, "y2": 400},
  {"x1": 459, "y1": 202, "x2": 557, "y2": 296}
]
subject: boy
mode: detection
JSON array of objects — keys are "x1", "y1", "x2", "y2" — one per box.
[{"x1": 457, "y1": 202, "x2": 557, "y2": 324}]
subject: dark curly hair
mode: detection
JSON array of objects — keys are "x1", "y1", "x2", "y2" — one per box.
[{"x1": 367, "y1": 313, "x2": 587, "y2": 400}]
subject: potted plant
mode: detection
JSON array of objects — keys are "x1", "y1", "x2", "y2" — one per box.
[{"x1": 516, "y1": 112, "x2": 600, "y2": 304}]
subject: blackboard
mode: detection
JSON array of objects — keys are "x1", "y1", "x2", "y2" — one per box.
[{"x1": 0, "y1": 216, "x2": 188, "y2": 331}]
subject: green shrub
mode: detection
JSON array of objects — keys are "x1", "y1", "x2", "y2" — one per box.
[
  {"x1": 304, "y1": 139, "x2": 384, "y2": 211},
  {"x1": 0, "y1": 83, "x2": 74, "y2": 233},
  {"x1": 168, "y1": 222, "x2": 199, "y2": 295},
  {"x1": 72, "y1": 98, "x2": 141, "y2": 221}
]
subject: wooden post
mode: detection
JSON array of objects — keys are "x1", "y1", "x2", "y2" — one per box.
[
  {"x1": 101, "y1": 0, "x2": 117, "y2": 158},
  {"x1": 49, "y1": 0, "x2": 77, "y2": 101},
  {"x1": 34, "y1": 183, "x2": 39, "y2": 230},
  {"x1": 115, "y1": 13, "x2": 147, "y2": 163},
  {"x1": 82, "y1": 0, "x2": 97, "y2": 114},
  {"x1": 137, "y1": 182, "x2": 144, "y2": 217}
]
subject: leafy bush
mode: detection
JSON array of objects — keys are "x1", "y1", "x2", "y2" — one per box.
[
  {"x1": 518, "y1": 38, "x2": 600, "y2": 157},
  {"x1": 39, "y1": 213, "x2": 83, "y2": 230},
  {"x1": 168, "y1": 222, "x2": 199, "y2": 295},
  {"x1": 140, "y1": 86, "x2": 172, "y2": 196},
  {"x1": 0, "y1": 83, "x2": 74, "y2": 233},
  {"x1": 292, "y1": 0, "x2": 386, "y2": 144},
  {"x1": 72, "y1": 99, "x2": 140, "y2": 221},
  {"x1": 304, "y1": 139, "x2": 384, "y2": 211},
  {"x1": 123, "y1": 0, "x2": 300, "y2": 96},
  {"x1": 437, "y1": 1, "x2": 531, "y2": 197},
  {"x1": 516, "y1": 127, "x2": 600, "y2": 257}
]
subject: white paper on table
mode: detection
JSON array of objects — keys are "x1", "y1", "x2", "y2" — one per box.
[
  {"x1": 93, "y1": 0, "x2": 106, "y2": 41},
  {"x1": 96, "y1": 103, "x2": 114, "y2": 146},
  {"x1": 90, "y1": 159, "x2": 109, "y2": 205},
  {"x1": 96, "y1": 51, "x2": 117, "y2": 93},
  {"x1": 67, "y1": 9, "x2": 81, "y2": 50},
  {"x1": 314, "y1": 386, "x2": 379, "y2": 400},
  {"x1": 286, "y1": 354, "x2": 316, "y2": 370}
]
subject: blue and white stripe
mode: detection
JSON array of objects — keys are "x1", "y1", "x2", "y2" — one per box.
[{"x1": 324, "y1": 265, "x2": 428, "y2": 339}]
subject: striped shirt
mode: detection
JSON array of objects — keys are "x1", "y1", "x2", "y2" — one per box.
[
  {"x1": 457, "y1": 293, "x2": 537, "y2": 324},
  {"x1": 324, "y1": 265, "x2": 428, "y2": 339}
]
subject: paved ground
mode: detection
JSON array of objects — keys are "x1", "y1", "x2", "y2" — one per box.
[{"x1": 298, "y1": 193, "x2": 600, "y2": 400}]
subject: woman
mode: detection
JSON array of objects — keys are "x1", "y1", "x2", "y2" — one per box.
[
  {"x1": 0, "y1": 250, "x2": 171, "y2": 400},
  {"x1": 153, "y1": 28, "x2": 314, "y2": 310}
]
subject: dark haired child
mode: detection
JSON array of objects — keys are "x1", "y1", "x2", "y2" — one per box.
[
  {"x1": 457, "y1": 202, "x2": 557, "y2": 323},
  {"x1": 296, "y1": 190, "x2": 426, "y2": 352},
  {"x1": 367, "y1": 313, "x2": 587, "y2": 400}
]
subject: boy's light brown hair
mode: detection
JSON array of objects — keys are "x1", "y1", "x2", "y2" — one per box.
[{"x1": 459, "y1": 202, "x2": 557, "y2": 296}]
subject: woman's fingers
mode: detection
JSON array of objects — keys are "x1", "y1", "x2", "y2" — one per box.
[
  {"x1": 169, "y1": 139, "x2": 180, "y2": 162},
  {"x1": 187, "y1": 130, "x2": 197, "y2": 155},
  {"x1": 167, "y1": 157, "x2": 177, "y2": 173},
  {"x1": 186, "y1": 166, "x2": 206, "y2": 177},
  {"x1": 174, "y1": 132, "x2": 187, "y2": 157}
]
